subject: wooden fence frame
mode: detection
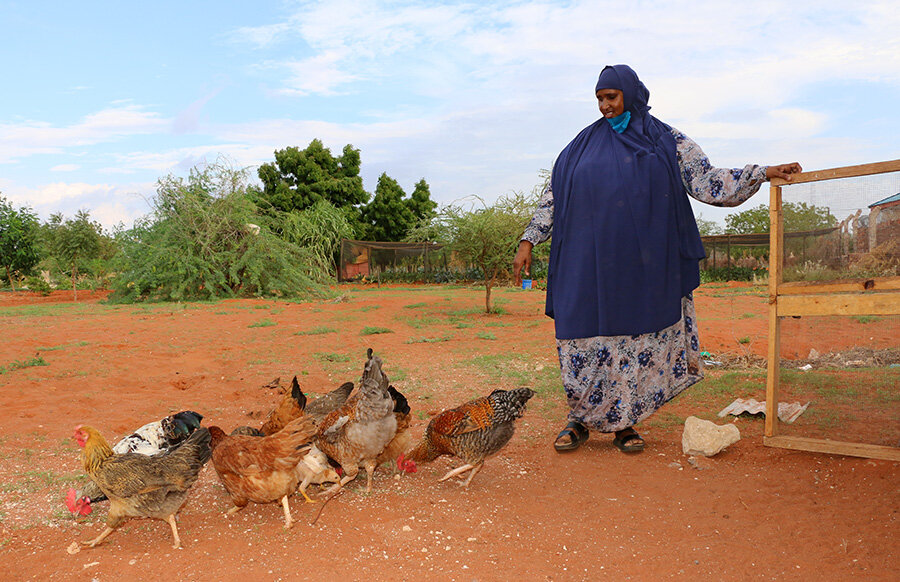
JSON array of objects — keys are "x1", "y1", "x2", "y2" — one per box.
[{"x1": 765, "y1": 159, "x2": 900, "y2": 461}]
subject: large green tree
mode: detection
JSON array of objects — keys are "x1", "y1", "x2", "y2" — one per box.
[
  {"x1": 255, "y1": 139, "x2": 369, "y2": 219},
  {"x1": 363, "y1": 173, "x2": 416, "y2": 241},
  {"x1": 406, "y1": 178, "x2": 437, "y2": 224},
  {"x1": 725, "y1": 202, "x2": 837, "y2": 234},
  {"x1": 110, "y1": 161, "x2": 330, "y2": 303},
  {"x1": 0, "y1": 194, "x2": 41, "y2": 289}
]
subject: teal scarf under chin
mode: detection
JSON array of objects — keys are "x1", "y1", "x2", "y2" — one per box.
[{"x1": 606, "y1": 110, "x2": 631, "y2": 133}]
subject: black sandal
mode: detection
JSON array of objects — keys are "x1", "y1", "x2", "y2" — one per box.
[
  {"x1": 554, "y1": 421, "x2": 589, "y2": 452},
  {"x1": 612, "y1": 428, "x2": 645, "y2": 453}
]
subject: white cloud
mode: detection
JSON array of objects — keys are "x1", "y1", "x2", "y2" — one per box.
[
  {"x1": 50, "y1": 164, "x2": 81, "y2": 172},
  {"x1": 0, "y1": 105, "x2": 169, "y2": 163}
]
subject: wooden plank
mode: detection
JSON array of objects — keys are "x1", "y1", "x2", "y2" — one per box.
[
  {"x1": 770, "y1": 159, "x2": 900, "y2": 186},
  {"x1": 777, "y1": 293, "x2": 900, "y2": 316},
  {"x1": 764, "y1": 436, "x2": 900, "y2": 461},
  {"x1": 766, "y1": 184, "x2": 783, "y2": 438},
  {"x1": 780, "y1": 277, "x2": 900, "y2": 295}
]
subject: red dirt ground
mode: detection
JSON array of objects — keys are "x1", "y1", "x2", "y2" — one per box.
[{"x1": 0, "y1": 283, "x2": 896, "y2": 581}]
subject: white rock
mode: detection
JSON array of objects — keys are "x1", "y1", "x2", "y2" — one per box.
[{"x1": 682, "y1": 416, "x2": 740, "y2": 457}]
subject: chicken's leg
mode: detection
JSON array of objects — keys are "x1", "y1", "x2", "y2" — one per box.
[
  {"x1": 461, "y1": 462, "x2": 483, "y2": 487},
  {"x1": 82, "y1": 526, "x2": 116, "y2": 548},
  {"x1": 280, "y1": 495, "x2": 294, "y2": 529},
  {"x1": 167, "y1": 514, "x2": 182, "y2": 549},
  {"x1": 438, "y1": 463, "x2": 475, "y2": 482},
  {"x1": 225, "y1": 505, "x2": 245, "y2": 516},
  {"x1": 363, "y1": 459, "x2": 377, "y2": 493}
]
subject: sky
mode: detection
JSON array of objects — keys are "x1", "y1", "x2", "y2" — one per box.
[{"x1": 2, "y1": 0, "x2": 899, "y2": 231}]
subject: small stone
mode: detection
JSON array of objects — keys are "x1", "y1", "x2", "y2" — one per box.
[
  {"x1": 808, "y1": 348, "x2": 820, "y2": 360},
  {"x1": 66, "y1": 542, "x2": 81, "y2": 555},
  {"x1": 682, "y1": 416, "x2": 740, "y2": 457},
  {"x1": 467, "y1": 537, "x2": 477, "y2": 542},
  {"x1": 402, "y1": 525, "x2": 412, "y2": 532}
]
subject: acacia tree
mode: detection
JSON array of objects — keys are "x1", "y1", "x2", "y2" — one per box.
[
  {"x1": 363, "y1": 173, "x2": 416, "y2": 241},
  {"x1": 725, "y1": 202, "x2": 836, "y2": 234},
  {"x1": 50, "y1": 210, "x2": 103, "y2": 300},
  {"x1": 410, "y1": 193, "x2": 534, "y2": 313},
  {"x1": 0, "y1": 195, "x2": 41, "y2": 289}
]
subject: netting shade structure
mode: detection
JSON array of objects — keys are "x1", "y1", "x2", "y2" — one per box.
[
  {"x1": 339, "y1": 239, "x2": 446, "y2": 282},
  {"x1": 764, "y1": 159, "x2": 900, "y2": 461}
]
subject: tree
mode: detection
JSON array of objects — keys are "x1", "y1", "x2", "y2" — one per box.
[
  {"x1": 0, "y1": 195, "x2": 41, "y2": 289},
  {"x1": 255, "y1": 140, "x2": 369, "y2": 218},
  {"x1": 110, "y1": 161, "x2": 330, "y2": 303},
  {"x1": 409, "y1": 193, "x2": 534, "y2": 313},
  {"x1": 725, "y1": 202, "x2": 837, "y2": 234},
  {"x1": 406, "y1": 179, "x2": 437, "y2": 224},
  {"x1": 695, "y1": 213, "x2": 723, "y2": 236},
  {"x1": 50, "y1": 210, "x2": 103, "y2": 300},
  {"x1": 363, "y1": 173, "x2": 416, "y2": 241}
]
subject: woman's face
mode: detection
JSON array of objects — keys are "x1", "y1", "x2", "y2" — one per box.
[{"x1": 596, "y1": 88, "x2": 625, "y2": 118}]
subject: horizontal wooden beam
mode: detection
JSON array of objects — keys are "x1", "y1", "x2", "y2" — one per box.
[
  {"x1": 776, "y1": 293, "x2": 900, "y2": 316},
  {"x1": 771, "y1": 159, "x2": 900, "y2": 186},
  {"x1": 779, "y1": 277, "x2": 900, "y2": 295},
  {"x1": 764, "y1": 436, "x2": 900, "y2": 461}
]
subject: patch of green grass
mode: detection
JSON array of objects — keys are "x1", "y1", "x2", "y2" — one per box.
[
  {"x1": 454, "y1": 322, "x2": 474, "y2": 329},
  {"x1": 314, "y1": 352, "x2": 351, "y2": 363},
  {"x1": 643, "y1": 411, "x2": 684, "y2": 430},
  {"x1": 361, "y1": 326, "x2": 393, "y2": 335},
  {"x1": 737, "y1": 336, "x2": 751, "y2": 344},
  {"x1": 463, "y1": 354, "x2": 562, "y2": 397},
  {"x1": 853, "y1": 315, "x2": 880, "y2": 324},
  {"x1": 248, "y1": 319, "x2": 277, "y2": 328},
  {"x1": 405, "y1": 335, "x2": 453, "y2": 344},
  {"x1": 484, "y1": 321, "x2": 511, "y2": 327},
  {"x1": 0, "y1": 356, "x2": 49, "y2": 375},
  {"x1": 294, "y1": 326, "x2": 337, "y2": 336},
  {"x1": 36, "y1": 341, "x2": 89, "y2": 352},
  {"x1": 396, "y1": 315, "x2": 444, "y2": 329},
  {"x1": 739, "y1": 313, "x2": 758, "y2": 319},
  {"x1": 476, "y1": 332, "x2": 497, "y2": 340},
  {"x1": 403, "y1": 302, "x2": 428, "y2": 309},
  {"x1": 253, "y1": 304, "x2": 271, "y2": 310},
  {"x1": 359, "y1": 305, "x2": 381, "y2": 312}
]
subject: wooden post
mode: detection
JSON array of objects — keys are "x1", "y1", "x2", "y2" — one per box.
[{"x1": 765, "y1": 183, "x2": 783, "y2": 438}]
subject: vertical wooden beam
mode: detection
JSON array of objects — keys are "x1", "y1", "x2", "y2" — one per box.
[{"x1": 765, "y1": 184, "x2": 783, "y2": 437}]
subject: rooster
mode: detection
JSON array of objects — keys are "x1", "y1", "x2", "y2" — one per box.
[
  {"x1": 207, "y1": 416, "x2": 338, "y2": 529},
  {"x1": 72, "y1": 424, "x2": 211, "y2": 549},
  {"x1": 231, "y1": 377, "x2": 306, "y2": 437},
  {"x1": 315, "y1": 349, "x2": 397, "y2": 493},
  {"x1": 405, "y1": 388, "x2": 535, "y2": 487},
  {"x1": 75, "y1": 411, "x2": 204, "y2": 505}
]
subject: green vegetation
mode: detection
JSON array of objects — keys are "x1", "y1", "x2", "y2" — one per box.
[
  {"x1": 0, "y1": 356, "x2": 48, "y2": 375},
  {"x1": 294, "y1": 326, "x2": 337, "y2": 335},
  {"x1": 0, "y1": 195, "x2": 41, "y2": 289},
  {"x1": 248, "y1": 319, "x2": 277, "y2": 328},
  {"x1": 360, "y1": 326, "x2": 393, "y2": 335},
  {"x1": 476, "y1": 331, "x2": 497, "y2": 340}
]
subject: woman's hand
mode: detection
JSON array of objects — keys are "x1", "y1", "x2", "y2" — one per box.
[
  {"x1": 766, "y1": 162, "x2": 803, "y2": 181},
  {"x1": 513, "y1": 240, "x2": 534, "y2": 286}
]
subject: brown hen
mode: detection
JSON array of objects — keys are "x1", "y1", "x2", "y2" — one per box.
[
  {"x1": 208, "y1": 415, "x2": 338, "y2": 529},
  {"x1": 405, "y1": 388, "x2": 535, "y2": 487}
]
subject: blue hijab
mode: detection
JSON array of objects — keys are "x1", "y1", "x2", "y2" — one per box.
[{"x1": 547, "y1": 65, "x2": 705, "y2": 338}]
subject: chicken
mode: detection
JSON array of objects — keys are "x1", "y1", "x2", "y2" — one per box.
[
  {"x1": 207, "y1": 415, "x2": 339, "y2": 529},
  {"x1": 305, "y1": 381, "x2": 354, "y2": 425},
  {"x1": 375, "y1": 385, "x2": 413, "y2": 471},
  {"x1": 72, "y1": 424, "x2": 211, "y2": 549},
  {"x1": 76, "y1": 411, "x2": 204, "y2": 504},
  {"x1": 405, "y1": 388, "x2": 535, "y2": 487},
  {"x1": 231, "y1": 376, "x2": 307, "y2": 437},
  {"x1": 315, "y1": 349, "x2": 397, "y2": 493}
]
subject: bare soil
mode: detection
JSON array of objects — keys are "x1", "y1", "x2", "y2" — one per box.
[{"x1": 0, "y1": 283, "x2": 897, "y2": 581}]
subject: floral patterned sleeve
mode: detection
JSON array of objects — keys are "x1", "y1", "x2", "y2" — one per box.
[
  {"x1": 521, "y1": 183, "x2": 554, "y2": 245},
  {"x1": 672, "y1": 128, "x2": 769, "y2": 207}
]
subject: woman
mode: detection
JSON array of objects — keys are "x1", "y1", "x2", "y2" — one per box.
[{"x1": 513, "y1": 64, "x2": 801, "y2": 453}]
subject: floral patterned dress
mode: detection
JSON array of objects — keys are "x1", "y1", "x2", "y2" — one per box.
[{"x1": 522, "y1": 128, "x2": 768, "y2": 432}]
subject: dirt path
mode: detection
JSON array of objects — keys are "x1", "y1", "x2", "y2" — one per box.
[{"x1": 0, "y1": 284, "x2": 896, "y2": 581}]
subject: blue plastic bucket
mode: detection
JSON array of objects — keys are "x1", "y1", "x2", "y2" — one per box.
[{"x1": 521, "y1": 279, "x2": 532, "y2": 290}]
